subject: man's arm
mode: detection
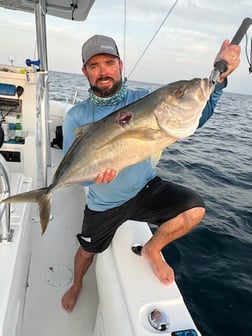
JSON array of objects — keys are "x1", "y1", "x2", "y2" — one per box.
[
  {"x1": 198, "y1": 79, "x2": 227, "y2": 128},
  {"x1": 63, "y1": 111, "x2": 77, "y2": 155}
]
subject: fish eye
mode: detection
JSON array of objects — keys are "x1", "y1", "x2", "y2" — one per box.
[{"x1": 174, "y1": 88, "x2": 185, "y2": 98}]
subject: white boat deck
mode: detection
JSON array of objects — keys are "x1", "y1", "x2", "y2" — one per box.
[
  {"x1": 19, "y1": 148, "x2": 201, "y2": 336},
  {"x1": 0, "y1": 146, "x2": 202, "y2": 336},
  {"x1": 22, "y1": 148, "x2": 98, "y2": 336}
]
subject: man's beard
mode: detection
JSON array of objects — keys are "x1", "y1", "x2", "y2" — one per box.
[{"x1": 90, "y1": 77, "x2": 122, "y2": 98}]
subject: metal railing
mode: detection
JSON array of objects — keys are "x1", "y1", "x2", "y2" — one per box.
[{"x1": 0, "y1": 160, "x2": 12, "y2": 243}]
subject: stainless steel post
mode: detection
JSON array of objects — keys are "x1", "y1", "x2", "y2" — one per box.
[
  {"x1": 0, "y1": 161, "x2": 12, "y2": 243},
  {"x1": 35, "y1": 0, "x2": 51, "y2": 187}
]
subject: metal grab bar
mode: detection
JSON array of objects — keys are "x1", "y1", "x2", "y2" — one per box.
[{"x1": 0, "y1": 160, "x2": 12, "y2": 243}]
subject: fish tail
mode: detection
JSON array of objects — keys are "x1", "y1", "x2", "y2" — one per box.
[{"x1": 2, "y1": 187, "x2": 52, "y2": 234}]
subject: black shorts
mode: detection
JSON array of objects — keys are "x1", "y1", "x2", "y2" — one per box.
[{"x1": 77, "y1": 176, "x2": 205, "y2": 253}]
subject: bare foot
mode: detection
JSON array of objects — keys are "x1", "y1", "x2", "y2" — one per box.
[
  {"x1": 141, "y1": 246, "x2": 174, "y2": 285},
  {"x1": 61, "y1": 284, "x2": 82, "y2": 312}
]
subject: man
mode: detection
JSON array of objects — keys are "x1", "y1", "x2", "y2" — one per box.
[{"x1": 62, "y1": 35, "x2": 240, "y2": 312}]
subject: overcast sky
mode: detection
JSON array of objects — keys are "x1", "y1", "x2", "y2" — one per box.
[{"x1": 0, "y1": 0, "x2": 251, "y2": 94}]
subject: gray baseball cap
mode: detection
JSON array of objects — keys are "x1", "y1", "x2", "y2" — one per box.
[{"x1": 82, "y1": 35, "x2": 120, "y2": 65}]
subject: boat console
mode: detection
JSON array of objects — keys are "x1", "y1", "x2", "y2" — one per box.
[{"x1": 0, "y1": 68, "x2": 41, "y2": 188}]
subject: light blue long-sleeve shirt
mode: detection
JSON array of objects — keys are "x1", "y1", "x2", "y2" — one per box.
[{"x1": 63, "y1": 81, "x2": 226, "y2": 211}]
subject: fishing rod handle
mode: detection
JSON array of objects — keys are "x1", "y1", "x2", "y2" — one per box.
[
  {"x1": 231, "y1": 17, "x2": 252, "y2": 45},
  {"x1": 211, "y1": 17, "x2": 252, "y2": 83},
  {"x1": 215, "y1": 18, "x2": 252, "y2": 72}
]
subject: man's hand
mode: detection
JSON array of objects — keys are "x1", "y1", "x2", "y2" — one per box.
[
  {"x1": 214, "y1": 39, "x2": 241, "y2": 83},
  {"x1": 95, "y1": 168, "x2": 116, "y2": 184}
]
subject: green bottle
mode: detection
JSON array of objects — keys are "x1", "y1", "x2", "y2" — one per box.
[{"x1": 15, "y1": 114, "x2": 24, "y2": 143}]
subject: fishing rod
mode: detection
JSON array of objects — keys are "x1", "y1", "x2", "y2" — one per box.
[
  {"x1": 125, "y1": 0, "x2": 180, "y2": 81},
  {"x1": 210, "y1": 17, "x2": 252, "y2": 84}
]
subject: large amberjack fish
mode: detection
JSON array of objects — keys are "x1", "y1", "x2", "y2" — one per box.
[{"x1": 2, "y1": 78, "x2": 213, "y2": 234}]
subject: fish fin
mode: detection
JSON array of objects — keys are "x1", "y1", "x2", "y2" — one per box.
[
  {"x1": 73, "y1": 124, "x2": 92, "y2": 137},
  {"x1": 2, "y1": 187, "x2": 52, "y2": 234},
  {"x1": 2, "y1": 187, "x2": 48, "y2": 204},
  {"x1": 151, "y1": 150, "x2": 163, "y2": 167},
  {"x1": 38, "y1": 192, "x2": 52, "y2": 234}
]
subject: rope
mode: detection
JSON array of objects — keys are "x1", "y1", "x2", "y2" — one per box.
[
  {"x1": 126, "y1": 0, "x2": 180, "y2": 80},
  {"x1": 250, "y1": 37, "x2": 252, "y2": 73},
  {"x1": 245, "y1": 33, "x2": 252, "y2": 73},
  {"x1": 123, "y1": 0, "x2": 127, "y2": 80}
]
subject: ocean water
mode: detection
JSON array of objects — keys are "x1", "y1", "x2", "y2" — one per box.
[{"x1": 49, "y1": 71, "x2": 252, "y2": 336}]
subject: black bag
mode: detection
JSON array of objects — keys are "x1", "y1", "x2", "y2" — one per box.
[{"x1": 51, "y1": 125, "x2": 63, "y2": 149}]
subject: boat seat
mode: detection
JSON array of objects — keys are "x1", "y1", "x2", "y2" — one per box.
[{"x1": 94, "y1": 220, "x2": 199, "y2": 335}]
